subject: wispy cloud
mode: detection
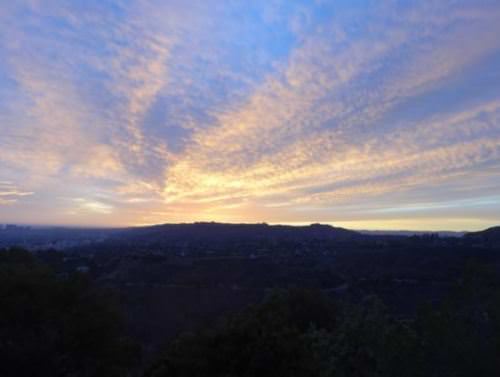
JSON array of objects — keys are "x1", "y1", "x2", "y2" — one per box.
[
  {"x1": 0, "y1": 182, "x2": 33, "y2": 205},
  {"x1": 71, "y1": 198, "x2": 113, "y2": 215},
  {"x1": 159, "y1": 2, "x2": 500, "y2": 212},
  {"x1": 0, "y1": 1, "x2": 499, "y2": 229}
]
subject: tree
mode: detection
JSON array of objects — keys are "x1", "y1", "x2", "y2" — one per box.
[
  {"x1": 0, "y1": 248, "x2": 140, "y2": 377},
  {"x1": 145, "y1": 289, "x2": 337, "y2": 377}
]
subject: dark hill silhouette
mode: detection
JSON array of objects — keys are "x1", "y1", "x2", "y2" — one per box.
[
  {"x1": 116, "y1": 222, "x2": 360, "y2": 242},
  {"x1": 465, "y1": 226, "x2": 500, "y2": 243}
]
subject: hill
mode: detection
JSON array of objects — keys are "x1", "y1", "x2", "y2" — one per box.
[
  {"x1": 465, "y1": 226, "x2": 500, "y2": 243},
  {"x1": 115, "y1": 222, "x2": 361, "y2": 242}
]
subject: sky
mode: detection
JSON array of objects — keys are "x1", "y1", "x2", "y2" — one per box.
[{"x1": 1, "y1": 0, "x2": 500, "y2": 230}]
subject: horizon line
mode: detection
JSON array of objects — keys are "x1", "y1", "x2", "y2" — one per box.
[{"x1": 0, "y1": 220, "x2": 490, "y2": 234}]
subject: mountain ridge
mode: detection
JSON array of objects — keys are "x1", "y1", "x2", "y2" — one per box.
[{"x1": 117, "y1": 221, "x2": 360, "y2": 241}]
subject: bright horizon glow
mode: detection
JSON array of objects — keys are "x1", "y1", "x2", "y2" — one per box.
[
  {"x1": 1, "y1": 1, "x2": 500, "y2": 231},
  {"x1": 2, "y1": 218, "x2": 494, "y2": 233}
]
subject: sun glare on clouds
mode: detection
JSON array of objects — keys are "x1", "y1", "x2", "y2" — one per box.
[{"x1": 0, "y1": 1, "x2": 500, "y2": 230}]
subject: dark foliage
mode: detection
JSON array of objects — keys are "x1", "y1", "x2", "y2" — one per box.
[
  {"x1": 145, "y1": 289, "x2": 336, "y2": 377},
  {"x1": 0, "y1": 248, "x2": 140, "y2": 377},
  {"x1": 147, "y1": 273, "x2": 500, "y2": 377}
]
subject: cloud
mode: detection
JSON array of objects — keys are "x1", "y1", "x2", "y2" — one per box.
[
  {"x1": 0, "y1": 182, "x2": 34, "y2": 205},
  {"x1": 159, "y1": 2, "x2": 500, "y2": 213},
  {"x1": 71, "y1": 198, "x2": 113, "y2": 215},
  {"x1": 0, "y1": 1, "x2": 499, "y2": 228}
]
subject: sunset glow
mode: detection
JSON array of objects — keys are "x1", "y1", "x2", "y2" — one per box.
[{"x1": 1, "y1": 1, "x2": 500, "y2": 230}]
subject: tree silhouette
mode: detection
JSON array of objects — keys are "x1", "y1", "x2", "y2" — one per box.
[{"x1": 0, "y1": 248, "x2": 140, "y2": 377}]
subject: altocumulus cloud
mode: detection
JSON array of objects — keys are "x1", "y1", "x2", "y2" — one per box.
[
  {"x1": 0, "y1": 182, "x2": 33, "y2": 205},
  {"x1": 0, "y1": 0, "x2": 499, "y2": 230}
]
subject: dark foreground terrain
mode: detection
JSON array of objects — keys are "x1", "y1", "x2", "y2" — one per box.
[{"x1": 1, "y1": 223, "x2": 500, "y2": 376}]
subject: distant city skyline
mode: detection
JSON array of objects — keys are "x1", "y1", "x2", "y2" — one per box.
[{"x1": 1, "y1": 1, "x2": 500, "y2": 230}]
